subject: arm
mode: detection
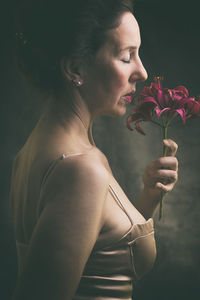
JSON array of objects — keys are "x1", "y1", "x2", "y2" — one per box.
[
  {"x1": 135, "y1": 139, "x2": 178, "y2": 219},
  {"x1": 13, "y1": 155, "x2": 109, "y2": 300}
]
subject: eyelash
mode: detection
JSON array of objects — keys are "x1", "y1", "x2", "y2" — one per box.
[
  {"x1": 121, "y1": 53, "x2": 134, "y2": 64},
  {"x1": 122, "y1": 59, "x2": 131, "y2": 64}
]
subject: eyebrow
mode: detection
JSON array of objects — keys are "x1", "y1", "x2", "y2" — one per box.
[{"x1": 119, "y1": 45, "x2": 139, "y2": 53}]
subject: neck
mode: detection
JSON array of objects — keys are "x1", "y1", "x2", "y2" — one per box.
[{"x1": 42, "y1": 90, "x2": 96, "y2": 148}]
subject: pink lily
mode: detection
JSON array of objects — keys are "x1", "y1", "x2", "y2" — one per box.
[
  {"x1": 127, "y1": 77, "x2": 198, "y2": 135},
  {"x1": 126, "y1": 77, "x2": 200, "y2": 220}
]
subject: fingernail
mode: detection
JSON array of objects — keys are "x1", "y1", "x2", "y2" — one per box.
[{"x1": 163, "y1": 139, "x2": 168, "y2": 145}]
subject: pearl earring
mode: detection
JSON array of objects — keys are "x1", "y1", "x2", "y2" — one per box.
[{"x1": 72, "y1": 79, "x2": 83, "y2": 87}]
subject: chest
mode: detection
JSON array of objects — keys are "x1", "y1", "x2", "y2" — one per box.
[{"x1": 95, "y1": 175, "x2": 146, "y2": 249}]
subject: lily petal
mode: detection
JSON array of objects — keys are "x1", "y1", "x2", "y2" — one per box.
[
  {"x1": 156, "y1": 89, "x2": 166, "y2": 105},
  {"x1": 128, "y1": 112, "x2": 145, "y2": 122},
  {"x1": 135, "y1": 121, "x2": 146, "y2": 135},
  {"x1": 140, "y1": 97, "x2": 158, "y2": 106},
  {"x1": 176, "y1": 108, "x2": 186, "y2": 123},
  {"x1": 155, "y1": 107, "x2": 171, "y2": 117},
  {"x1": 136, "y1": 102, "x2": 157, "y2": 119},
  {"x1": 126, "y1": 113, "x2": 145, "y2": 130},
  {"x1": 126, "y1": 115, "x2": 134, "y2": 131},
  {"x1": 186, "y1": 100, "x2": 200, "y2": 116},
  {"x1": 174, "y1": 86, "x2": 189, "y2": 97},
  {"x1": 155, "y1": 107, "x2": 162, "y2": 117}
]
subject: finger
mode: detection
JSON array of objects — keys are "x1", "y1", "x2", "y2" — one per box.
[
  {"x1": 153, "y1": 157, "x2": 178, "y2": 171},
  {"x1": 159, "y1": 175, "x2": 178, "y2": 186},
  {"x1": 155, "y1": 182, "x2": 176, "y2": 193},
  {"x1": 163, "y1": 139, "x2": 178, "y2": 156},
  {"x1": 155, "y1": 182, "x2": 175, "y2": 193},
  {"x1": 145, "y1": 169, "x2": 178, "y2": 190},
  {"x1": 154, "y1": 169, "x2": 178, "y2": 182}
]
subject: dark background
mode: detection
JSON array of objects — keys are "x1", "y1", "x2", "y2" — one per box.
[{"x1": 1, "y1": 0, "x2": 200, "y2": 299}]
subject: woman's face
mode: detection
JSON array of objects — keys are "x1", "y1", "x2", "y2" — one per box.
[{"x1": 81, "y1": 12, "x2": 148, "y2": 118}]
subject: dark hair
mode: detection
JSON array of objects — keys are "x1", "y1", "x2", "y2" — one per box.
[{"x1": 15, "y1": 0, "x2": 134, "y2": 94}]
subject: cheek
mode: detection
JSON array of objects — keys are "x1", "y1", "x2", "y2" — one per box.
[{"x1": 95, "y1": 61, "x2": 128, "y2": 94}]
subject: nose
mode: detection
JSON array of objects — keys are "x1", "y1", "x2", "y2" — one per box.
[{"x1": 130, "y1": 56, "x2": 148, "y2": 83}]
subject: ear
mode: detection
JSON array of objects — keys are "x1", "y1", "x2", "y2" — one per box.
[{"x1": 60, "y1": 56, "x2": 84, "y2": 84}]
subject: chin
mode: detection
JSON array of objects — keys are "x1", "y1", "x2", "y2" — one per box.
[{"x1": 105, "y1": 104, "x2": 127, "y2": 118}]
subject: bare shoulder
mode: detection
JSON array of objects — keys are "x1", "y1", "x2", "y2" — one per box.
[
  {"x1": 44, "y1": 148, "x2": 109, "y2": 186},
  {"x1": 13, "y1": 149, "x2": 111, "y2": 300},
  {"x1": 38, "y1": 148, "x2": 110, "y2": 215}
]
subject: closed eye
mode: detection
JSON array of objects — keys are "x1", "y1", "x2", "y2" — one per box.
[
  {"x1": 121, "y1": 58, "x2": 131, "y2": 64},
  {"x1": 121, "y1": 50, "x2": 136, "y2": 64}
]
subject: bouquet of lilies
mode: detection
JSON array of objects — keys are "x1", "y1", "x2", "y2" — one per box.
[{"x1": 127, "y1": 77, "x2": 200, "y2": 220}]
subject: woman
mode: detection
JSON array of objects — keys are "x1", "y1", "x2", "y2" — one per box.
[{"x1": 10, "y1": 0, "x2": 178, "y2": 299}]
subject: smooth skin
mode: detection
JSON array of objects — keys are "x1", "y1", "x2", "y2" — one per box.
[{"x1": 12, "y1": 12, "x2": 178, "y2": 300}]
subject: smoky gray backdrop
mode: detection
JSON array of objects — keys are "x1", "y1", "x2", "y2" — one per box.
[{"x1": 1, "y1": 0, "x2": 200, "y2": 299}]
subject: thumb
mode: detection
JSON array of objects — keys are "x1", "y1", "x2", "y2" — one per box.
[{"x1": 163, "y1": 139, "x2": 178, "y2": 156}]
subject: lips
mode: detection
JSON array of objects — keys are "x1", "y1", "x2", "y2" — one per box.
[
  {"x1": 123, "y1": 95, "x2": 132, "y2": 103},
  {"x1": 123, "y1": 90, "x2": 136, "y2": 103}
]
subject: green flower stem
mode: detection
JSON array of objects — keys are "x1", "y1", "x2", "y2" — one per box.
[
  {"x1": 150, "y1": 120, "x2": 163, "y2": 128},
  {"x1": 159, "y1": 125, "x2": 168, "y2": 220}
]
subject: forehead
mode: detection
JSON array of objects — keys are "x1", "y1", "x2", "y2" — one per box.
[{"x1": 105, "y1": 12, "x2": 141, "y2": 51}]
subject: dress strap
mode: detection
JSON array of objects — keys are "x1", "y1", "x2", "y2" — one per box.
[
  {"x1": 40, "y1": 154, "x2": 66, "y2": 191},
  {"x1": 37, "y1": 153, "x2": 82, "y2": 218},
  {"x1": 108, "y1": 184, "x2": 134, "y2": 226},
  {"x1": 40, "y1": 153, "x2": 83, "y2": 191}
]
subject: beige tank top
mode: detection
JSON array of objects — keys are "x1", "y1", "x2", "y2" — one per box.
[{"x1": 15, "y1": 154, "x2": 157, "y2": 300}]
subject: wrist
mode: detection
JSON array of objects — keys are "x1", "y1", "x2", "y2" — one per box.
[
  {"x1": 135, "y1": 187, "x2": 164, "y2": 220},
  {"x1": 142, "y1": 186, "x2": 165, "y2": 204}
]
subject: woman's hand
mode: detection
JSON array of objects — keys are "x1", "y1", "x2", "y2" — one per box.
[
  {"x1": 135, "y1": 139, "x2": 178, "y2": 219},
  {"x1": 142, "y1": 139, "x2": 178, "y2": 197}
]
